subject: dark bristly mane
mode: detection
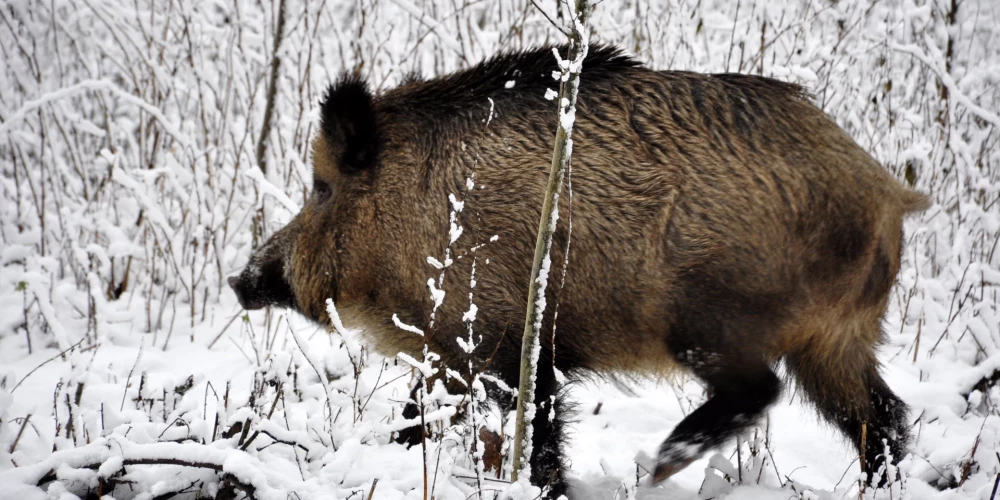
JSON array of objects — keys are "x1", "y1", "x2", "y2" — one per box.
[
  {"x1": 319, "y1": 44, "x2": 815, "y2": 176},
  {"x1": 709, "y1": 72, "x2": 811, "y2": 101},
  {"x1": 371, "y1": 44, "x2": 813, "y2": 129},
  {"x1": 379, "y1": 44, "x2": 643, "y2": 115}
]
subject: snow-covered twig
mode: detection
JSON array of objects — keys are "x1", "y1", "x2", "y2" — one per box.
[{"x1": 891, "y1": 40, "x2": 1000, "y2": 129}]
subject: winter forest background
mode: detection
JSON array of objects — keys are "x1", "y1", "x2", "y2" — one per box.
[{"x1": 1, "y1": 0, "x2": 999, "y2": 498}]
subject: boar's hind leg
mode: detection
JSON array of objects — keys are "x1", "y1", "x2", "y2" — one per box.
[
  {"x1": 652, "y1": 346, "x2": 782, "y2": 484},
  {"x1": 785, "y1": 329, "x2": 909, "y2": 487}
]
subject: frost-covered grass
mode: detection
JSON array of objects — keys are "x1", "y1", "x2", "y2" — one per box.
[{"x1": 1, "y1": 0, "x2": 998, "y2": 499}]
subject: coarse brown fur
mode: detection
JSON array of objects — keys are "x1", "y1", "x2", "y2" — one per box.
[{"x1": 229, "y1": 45, "x2": 929, "y2": 497}]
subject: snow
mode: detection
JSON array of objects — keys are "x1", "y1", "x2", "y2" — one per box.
[
  {"x1": 426, "y1": 255, "x2": 451, "y2": 269},
  {"x1": 560, "y1": 109, "x2": 576, "y2": 134},
  {"x1": 392, "y1": 313, "x2": 425, "y2": 337},
  {"x1": 2, "y1": 0, "x2": 999, "y2": 499},
  {"x1": 427, "y1": 278, "x2": 446, "y2": 311},
  {"x1": 462, "y1": 303, "x2": 478, "y2": 324},
  {"x1": 397, "y1": 353, "x2": 436, "y2": 379},
  {"x1": 325, "y1": 299, "x2": 348, "y2": 336},
  {"x1": 245, "y1": 166, "x2": 302, "y2": 215},
  {"x1": 486, "y1": 97, "x2": 496, "y2": 127}
]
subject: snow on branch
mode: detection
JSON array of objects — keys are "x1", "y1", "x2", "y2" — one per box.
[{"x1": 891, "y1": 40, "x2": 1000, "y2": 129}]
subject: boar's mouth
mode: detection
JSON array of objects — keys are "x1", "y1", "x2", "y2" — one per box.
[{"x1": 227, "y1": 257, "x2": 296, "y2": 311}]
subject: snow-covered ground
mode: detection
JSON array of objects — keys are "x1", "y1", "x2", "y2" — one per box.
[{"x1": 1, "y1": 0, "x2": 998, "y2": 499}]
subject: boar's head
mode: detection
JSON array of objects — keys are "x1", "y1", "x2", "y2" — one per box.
[{"x1": 228, "y1": 75, "x2": 388, "y2": 325}]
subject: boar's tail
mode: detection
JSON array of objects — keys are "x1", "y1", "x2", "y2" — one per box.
[{"x1": 899, "y1": 189, "x2": 931, "y2": 213}]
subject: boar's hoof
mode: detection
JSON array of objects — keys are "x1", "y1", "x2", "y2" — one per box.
[
  {"x1": 393, "y1": 401, "x2": 427, "y2": 448},
  {"x1": 651, "y1": 448, "x2": 696, "y2": 484},
  {"x1": 393, "y1": 425, "x2": 425, "y2": 448},
  {"x1": 870, "y1": 458, "x2": 903, "y2": 490}
]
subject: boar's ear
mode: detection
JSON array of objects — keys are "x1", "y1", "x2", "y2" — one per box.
[{"x1": 320, "y1": 75, "x2": 378, "y2": 174}]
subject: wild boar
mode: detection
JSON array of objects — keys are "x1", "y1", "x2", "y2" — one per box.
[{"x1": 229, "y1": 45, "x2": 928, "y2": 497}]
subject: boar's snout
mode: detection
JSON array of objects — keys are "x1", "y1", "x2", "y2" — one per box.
[
  {"x1": 228, "y1": 251, "x2": 295, "y2": 311},
  {"x1": 227, "y1": 274, "x2": 262, "y2": 310}
]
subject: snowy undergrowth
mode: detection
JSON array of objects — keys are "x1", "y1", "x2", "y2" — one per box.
[{"x1": 1, "y1": 0, "x2": 998, "y2": 498}]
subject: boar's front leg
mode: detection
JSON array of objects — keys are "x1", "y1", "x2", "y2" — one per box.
[
  {"x1": 393, "y1": 383, "x2": 426, "y2": 448},
  {"x1": 652, "y1": 345, "x2": 782, "y2": 483},
  {"x1": 394, "y1": 376, "x2": 467, "y2": 447}
]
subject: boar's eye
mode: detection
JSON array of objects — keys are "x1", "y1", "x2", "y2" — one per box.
[{"x1": 313, "y1": 180, "x2": 332, "y2": 203}]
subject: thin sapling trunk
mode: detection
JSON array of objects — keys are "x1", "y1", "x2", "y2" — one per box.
[{"x1": 510, "y1": 0, "x2": 590, "y2": 485}]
